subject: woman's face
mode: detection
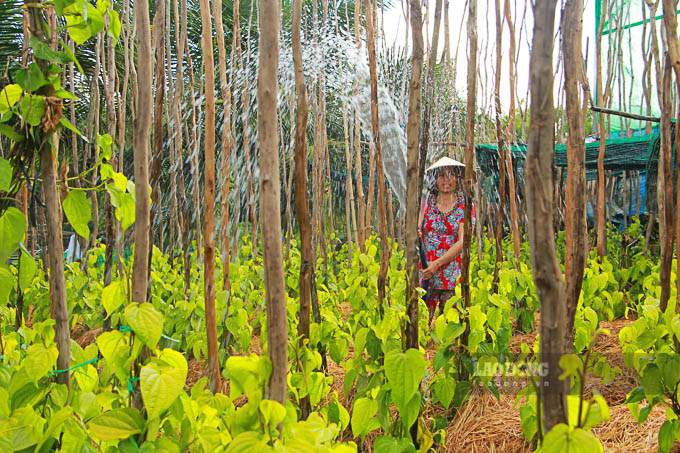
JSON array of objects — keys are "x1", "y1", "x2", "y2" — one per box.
[{"x1": 436, "y1": 169, "x2": 457, "y2": 193}]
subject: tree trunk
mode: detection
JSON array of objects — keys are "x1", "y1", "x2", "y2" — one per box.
[
  {"x1": 258, "y1": 0, "x2": 287, "y2": 405},
  {"x1": 595, "y1": 0, "x2": 608, "y2": 258},
  {"x1": 663, "y1": 0, "x2": 680, "y2": 304},
  {"x1": 562, "y1": 0, "x2": 587, "y2": 349},
  {"x1": 199, "y1": 0, "x2": 221, "y2": 393},
  {"x1": 504, "y1": 0, "x2": 521, "y2": 266},
  {"x1": 292, "y1": 0, "x2": 313, "y2": 419},
  {"x1": 25, "y1": 2, "x2": 70, "y2": 386},
  {"x1": 132, "y1": 0, "x2": 153, "y2": 303},
  {"x1": 406, "y1": 0, "x2": 424, "y2": 352},
  {"x1": 364, "y1": 0, "x2": 390, "y2": 305},
  {"x1": 659, "y1": 54, "x2": 674, "y2": 312},
  {"x1": 149, "y1": 0, "x2": 166, "y2": 300},
  {"x1": 527, "y1": 0, "x2": 567, "y2": 433},
  {"x1": 492, "y1": 0, "x2": 506, "y2": 288},
  {"x1": 462, "y1": 0, "x2": 476, "y2": 331},
  {"x1": 215, "y1": 0, "x2": 232, "y2": 292}
]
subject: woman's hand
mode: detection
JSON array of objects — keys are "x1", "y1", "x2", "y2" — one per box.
[{"x1": 422, "y1": 260, "x2": 441, "y2": 280}]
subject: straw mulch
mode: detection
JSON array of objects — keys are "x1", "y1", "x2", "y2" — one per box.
[{"x1": 444, "y1": 389, "x2": 531, "y2": 453}]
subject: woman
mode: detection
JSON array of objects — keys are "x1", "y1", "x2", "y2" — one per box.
[{"x1": 419, "y1": 157, "x2": 475, "y2": 321}]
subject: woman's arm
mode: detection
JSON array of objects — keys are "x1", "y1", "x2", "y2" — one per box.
[{"x1": 421, "y1": 220, "x2": 465, "y2": 279}]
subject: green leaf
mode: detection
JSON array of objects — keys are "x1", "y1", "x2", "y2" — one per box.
[
  {"x1": 88, "y1": 408, "x2": 144, "y2": 441},
  {"x1": 0, "y1": 158, "x2": 11, "y2": 192},
  {"x1": 33, "y1": 406, "x2": 72, "y2": 453},
  {"x1": 0, "y1": 124, "x2": 23, "y2": 142},
  {"x1": 224, "y1": 432, "x2": 270, "y2": 453},
  {"x1": 18, "y1": 249, "x2": 37, "y2": 291},
  {"x1": 63, "y1": 189, "x2": 92, "y2": 239},
  {"x1": 659, "y1": 420, "x2": 674, "y2": 453},
  {"x1": 97, "y1": 134, "x2": 113, "y2": 160},
  {"x1": 23, "y1": 344, "x2": 58, "y2": 385},
  {"x1": 373, "y1": 436, "x2": 416, "y2": 453},
  {"x1": 662, "y1": 355, "x2": 680, "y2": 390},
  {"x1": 107, "y1": 185, "x2": 136, "y2": 231},
  {"x1": 351, "y1": 397, "x2": 380, "y2": 439},
  {"x1": 258, "y1": 399, "x2": 286, "y2": 431},
  {"x1": 157, "y1": 348, "x2": 188, "y2": 381},
  {"x1": 225, "y1": 354, "x2": 272, "y2": 399},
  {"x1": 0, "y1": 206, "x2": 26, "y2": 263},
  {"x1": 15, "y1": 63, "x2": 48, "y2": 93},
  {"x1": 519, "y1": 404, "x2": 537, "y2": 441},
  {"x1": 96, "y1": 330, "x2": 130, "y2": 382},
  {"x1": 542, "y1": 424, "x2": 603, "y2": 453},
  {"x1": 101, "y1": 280, "x2": 126, "y2": 317},
  {"x1": 0, "y1": 84, "x2": 22, "y2": 113},
  {"x1": 60, "y1": 40, "x2": 84, "y2": 74},
  {"x1": 108, "y1": 10, "x2": 121, "y2": 43},
  {"x1": 432, "y1": 375, "x2": 456, "y2": 409},
  {"x1": 559, "y1": 354, "x2": 583, "y2": 380},
  {"x1": 384, "y1": 348, "x2": 426, "y2": 415},
  {"x1": 140, "y1": 361, "x2": 185, "y2": 420},
  {"x1": 124, "y1": 302, "x2": 163, "y2": 347},
  {"x1": 0, "y1": 406, "x2": 44, "y2": 450},
  {"x1": 0, "y1": 266, "x2": 12, "y2": 304},
  {"x1": 641, "y1": 363, "x2": 663, "y2": 398},
  {"x1": 29, "y1": 37, "x2": 73, "y2": 65},
  {"x1": 59, "y1": 118, "x2": 86, "y2": 140},
  {"x1": 20, "y1": 94, "x2": 45, "y2": 127}
]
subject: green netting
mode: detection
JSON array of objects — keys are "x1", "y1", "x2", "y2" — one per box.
[
  {"x1": 554, "y1": 134, "x2": 652, "y2": 170},
  {"x1": 475, "y1": 143, "x2": 527, "y2": 176},
  {"x1": 475, "y1": 134, "x2": 653, "y2": 176}
]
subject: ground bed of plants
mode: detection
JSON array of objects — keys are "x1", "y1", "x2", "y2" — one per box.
[{"x1": 3, "y1": 221, "x2": 678, "y2": 452}]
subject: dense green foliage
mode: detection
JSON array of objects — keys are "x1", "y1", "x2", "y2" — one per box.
[{"x1": 1, "y1": 211, "x2": 672, "y2": 451}]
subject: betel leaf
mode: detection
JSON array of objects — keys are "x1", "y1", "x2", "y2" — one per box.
[
  {"x1": 88, "y1": 408, "x2": 144, "y2": 441},
  {"x1": 0, "y1": 206, "x2": 26, "y2": 264},
  {"x1": 374, "y1": 436, "x2": 416, "y2": 453},
  {"x1": 258, "y1": 400, "x2": 287, "y2": 432},
  {"x1": 97, "y1": 133, "x2": 113, "y2": 161},
  {"x1": 0, "y1": 266, "x2": 12, "y2": 304},
  {"x1": 157, "y1": 348, "x2": 188, "y2": 381},
  {"x1": 29, "y1": 37, "x2": 73, "y2": 65},
  {"x1": 123, "y1": 303, "x2": 163, "y2": 348},
  {"x1": 18, "y1": 249, "x2": 37, "y2": 291},
  {"x1": 59, "y1": 118, "x2": 86, "y2": 141},
  {"x1": 101, "y1": 280, "x2": 126, "y2": 317},
  {"x1": 384, "y1": 348, "x2": 426, "y2": 414},
  {"x1": 431, "y1": 375, "x2": 456, "y2": 409},
  {"x1": 224, "y1": 432, "x2": 270, "y2": 453},
  {"x1": 641, "y1": 363, "x2": 663, "y2": 398},
  {"x1": 351, "y1": 397, "x2": 380, "y2": 439},
  {"x1": 63, "y1": 189, "x2": 92, "y2": 239},
  {"x1": 20, "y1": 94, "x2": 45, "y2": 127},
  {"x1": 23, "y1": 344, "x2": 58, "y2": 386},
  {"x1": 140, "y1": 361, "x2": 184, "y2": 420},
  {"x1": 107, "y1": 184, "x2": 135, "y2": 231},
  {"x1": 542, "y1": 424, "x2": 603, "y2": 453},
  {"x1": 108, "y1": 10, "x2": 121, "y2": 43},
  {"x1": 0, "y1": 84, "x2": 22, "y2": 113},
  {"x1": 225, "y1": 354, "x2": 272, "y2": 400},
  {"x1": 0, "y1": 124, "x2": 24, "y2": 142},
  {"x1": 15, "y1": 63, "x2": 48, "y2": 93},
  {"x1": 659, "y1": 420, "x2": 674, "y2": 453},
  {"x1": 96, "y1": 330, "x2": 130, "y2": 382}
]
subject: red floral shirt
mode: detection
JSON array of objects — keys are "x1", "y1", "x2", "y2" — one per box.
[{"x1": 421, "y1": 193, "x2": 476, "y2": 290}]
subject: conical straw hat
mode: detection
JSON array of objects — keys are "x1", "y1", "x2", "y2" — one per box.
[{"x1": 426, "y1": 156, "x2": 465, "y2": 172}]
